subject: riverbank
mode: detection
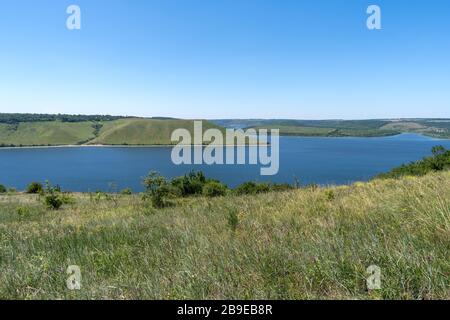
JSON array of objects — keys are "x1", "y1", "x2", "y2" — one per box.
[{"x1": 0, "y1": 143, "x2": 268, "y2": 150}]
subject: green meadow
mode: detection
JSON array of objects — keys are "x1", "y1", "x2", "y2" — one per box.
[
  {"x1": 88, "y1": 118, "x2": 223, "y2": 146},
  {"x1": 0, "y1": 121, "x2": 96, "y2": 146},
  {"x1": 0, "y1": 171, "x2": 448, "y2": 299}
]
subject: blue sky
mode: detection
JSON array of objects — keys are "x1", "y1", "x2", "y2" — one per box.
[{"x1": 0, "y1": 0, "x2": 449, "y2": 119}]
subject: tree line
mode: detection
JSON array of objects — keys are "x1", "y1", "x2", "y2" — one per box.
[{"x1": 0, "y1": 113, "x2": 131, "y2": 124}]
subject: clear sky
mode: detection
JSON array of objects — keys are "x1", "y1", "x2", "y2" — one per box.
[{"x1": 0, "y1": 0, "x2": 449, "y2": 119}]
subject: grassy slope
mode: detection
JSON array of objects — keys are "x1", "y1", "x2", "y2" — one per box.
[
  {"x1": 252, "y1": 125, "x2": 334, "y2": 136},
  {"x1": 380, "y1": 121, "x2": 450, "y2": 138},
  {"x1": 0, "y1": 171, "x2": 449, "y2": 299},
  {"x1": 240, "y1": 119, "x2": 450, "y2": 138},
  {"x1": 1, "y1": 118, "x2": 449, "y2": 145},
  {"x1": 89, "y1": 118, "x2": 223, "y2": 145},
  {"x1": 0, "y1": 122, "x2": 95, "y2": 146},
  {"x1": 251, "y1": 125, "x2": 399, "y2": 137},
  {"x1": 0, "y1": 119, "x2": 224, "y2": 146}
]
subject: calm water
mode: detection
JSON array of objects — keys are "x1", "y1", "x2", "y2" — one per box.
[{"x1": 1, "y1": 134, "x2": 449, "y2": 192}]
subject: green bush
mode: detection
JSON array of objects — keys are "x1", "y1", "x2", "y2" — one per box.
[
  {"x1": 171, "y1": 171, "x2": 207, "y2": 196},
  {"x1": 143, "y1": 171, "x2": 177, "y2": 208},
  {"x1": 324, "y1": 190, "x2": 335, "y2": 201},
  {"x1": 234, "y1": 182, "x2": 270, "y2": 195},
  {"x1": 378, "y1": 146, "x2": 450, "y2": 179},
  {"x1": 202, "y1": 181, "x2": 228, "y2": 197},
  {"x1": 121, "y1": 188, "x2": 133, "y2": 195},
  {"x1": 0, "y1": 184, "x2": 6, "y2": 193},
  {"x1": 270, "y1": 183, "x2": 295, "y2": 192},
  {"x1": 42, "y1": 181, "x2": 67, "y2": 210},
  {"x1": 44, "y1": 194, "x2": 63, "y2": 210},
  {"x1": 150, "y1": 185, "x2": 172, "y2": 208},
  {"x1": 26, "y1": 182, "x2": 44, "y2": 194},
  {"x1": 234, "y1": 181, "x2": 294, "y2": 196},
  {"x1": 143, "y1": 171, "x2": 167, "y2": 194}
]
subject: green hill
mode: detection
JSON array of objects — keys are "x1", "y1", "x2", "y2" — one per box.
[
  {"x1": 88, "y1": 118, "x2": 223, "y2": 146},
  {"x1": 0, "y1": 121, "x2": 96, "y2": 146},
  {"x1": 0, "y1": 118, "x2": 224, "y2": 147},
  {"x1": 215, "y1": 119, "x2": 450, "y2": 138},
  {"x1": 2, "y1": 114, "x2": 449, "y2": 147}
]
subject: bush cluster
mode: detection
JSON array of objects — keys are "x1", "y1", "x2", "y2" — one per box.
[
  {"x1": 143, "y1": 170, "x2": 296, "y2": 208},
  {"x1": 233, "y1": 181, "x2": 294, "y2": 195},
  {"x1": 26, "y1": 182, "x2": 44, "y2": 194},
  {"x1": 143, "y1": 171, "x2": 229, "y2": 208},
  {"x1": 378, "y1": 146, "x2": 450, "y2": 179}
]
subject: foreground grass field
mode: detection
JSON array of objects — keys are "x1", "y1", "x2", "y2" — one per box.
[{"x1": 0, "y1": 172, "x2": 449, "y2": 299}]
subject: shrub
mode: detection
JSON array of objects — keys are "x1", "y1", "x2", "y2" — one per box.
[
  {"x1": 143, "y1": 171, "x2": 167, "y2": 194},
  {"x1": 0, "y1": 184, "x2": 6, "y2": 193},
  {"x1": 234, "y1": 182, "x2": 258, "y2": 195},
  {"x1": 143, "y1": 171, "x2": 176, "y2": 208},
  {"x1": 171, "y1": 171, "x2": 207, "y2": 196},
  {"x1": 324, "y1": 190, "x2": 335, "y2": 201},
  {"x1": 44, "y1": 194, "x2": 63, "y2": 210},
  {"x1": 151, "y1": 184, "x2": 174, "y2": 208},
  {"x1": 121, "y1": 188, "x2": 132, "y2": 195},
  {"x1": 42, "y1": 181, "x2": 67, "y2": 210},
  {"x1": 90, "y1": 191, "x2": 105, "y2": 203},
  {"x1": 378, "y1": 146, "x2": 450, "y2": 179},
  {"x1": 234, "y1": 182, "x2": 270, "y2": 195},
  {"x1": 26, "y1": 182, "x2": 43, "y2": 194},
  {"x1": 234, "y1": 181, "x2": 294, "y2": 195},
  {"x1": 270, "y1": 183, "x2": 295, "y2": 192},
  {"x1": 203, "y1": 181, "x2": 228, "y2": 197}
]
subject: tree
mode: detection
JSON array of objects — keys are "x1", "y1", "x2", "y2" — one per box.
[
  {"x1": 143, "y1": 171, "x2": 174, "y2": 208},
  {"x1": 26, "y1": 182, "x2": 44, "y2": 194}
]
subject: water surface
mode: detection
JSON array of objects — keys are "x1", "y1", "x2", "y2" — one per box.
[{"x1": 1, "y1": 134, "x2": 449, "y2": 192}]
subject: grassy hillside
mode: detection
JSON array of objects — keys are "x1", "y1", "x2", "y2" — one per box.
[
  {"x1": 215, "y1": 119, "x2": 450, "y2": 138},
  {"x1": 88, "y1": 118, "x2": 223, "y2": 146},
  {"x1": 0, "y1": 121, "x2": 96, "y2": 146},
  {"x1": 0, "y1": 171, "x2": 449, "y2": 299},
  {"x1": 0, "y1": 118, "x2": 224, "y2": 147},
  {"x1": 2, "y1": 115, "x2": 449, "y2": 146},
  {"x1": 251, "y1": 125, "x2": 399, "y2": 137}
]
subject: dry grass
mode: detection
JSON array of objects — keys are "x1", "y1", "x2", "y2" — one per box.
[{"x1": 0, "y1": 172, "x2": 449, "y2": 299}]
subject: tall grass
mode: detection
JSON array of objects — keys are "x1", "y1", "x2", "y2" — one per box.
[{"x1": 0, "y1": 172, "x2": 449, "y2": 299}]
